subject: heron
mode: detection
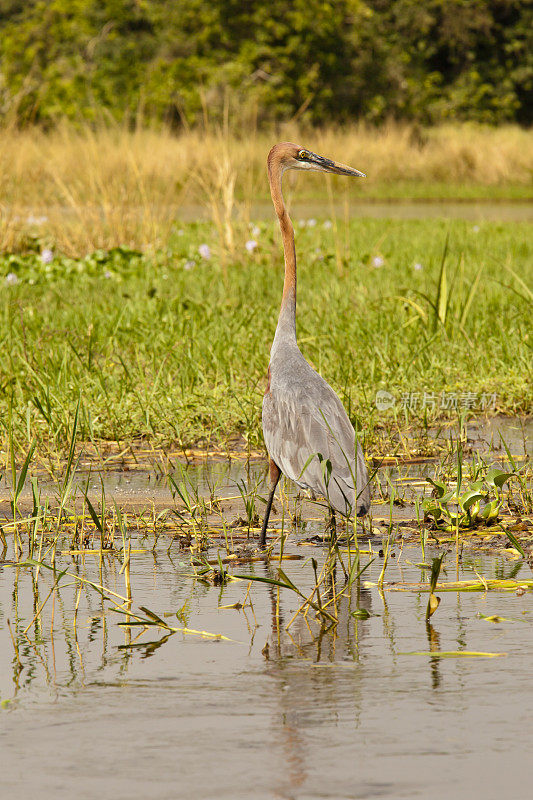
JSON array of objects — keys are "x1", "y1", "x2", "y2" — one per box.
[{"x1": 259, "y1": 142, "x2": 371, "y2": 548}]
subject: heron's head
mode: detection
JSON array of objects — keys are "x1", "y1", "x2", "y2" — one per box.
[{"x1": 268, "y1": 142, "x2": 366, "y2": 178}]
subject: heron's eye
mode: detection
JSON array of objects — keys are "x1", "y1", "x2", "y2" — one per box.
[{"x1": 298, "y1": 149, "x2": 310, "y2": 160}]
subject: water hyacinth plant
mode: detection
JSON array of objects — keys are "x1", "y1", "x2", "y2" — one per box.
[{"x1": 423, "y1": 467, "x2": 516, "y2": 532}]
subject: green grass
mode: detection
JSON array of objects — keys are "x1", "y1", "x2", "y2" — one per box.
[
  {"x1": 250, "y1": 182, "x2": 533, "y2": 202},
  {"x1": 0, "y1": 215, "x2": 531, "y2": 462}
]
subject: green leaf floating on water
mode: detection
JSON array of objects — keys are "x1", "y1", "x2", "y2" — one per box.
[{"x1": 351, "y1": 608, "x2": 372, "y2": 619}]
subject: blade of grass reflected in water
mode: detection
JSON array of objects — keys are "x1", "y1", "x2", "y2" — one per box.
[{"x1": 400, "y1": 650, "x2": 507, "y2": 658}]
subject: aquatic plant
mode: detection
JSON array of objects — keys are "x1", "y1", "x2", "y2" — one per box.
[
  {"x1": 235, "y1": 476, "x2": 261, "y2": 531},
  {"x1": 423, "y1": 466, "x2": 516, "y2": 532}
]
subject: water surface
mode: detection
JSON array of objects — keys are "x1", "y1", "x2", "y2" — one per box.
[
  {"x1": 0, "y1": 415, "x2": 531, "y2": 798},
  {"x1": 1, "y1": 535, "x2": 532, "y2": 800},
  {"x1": 176, "y1": 200, "x2": 533, "y2": 223}
]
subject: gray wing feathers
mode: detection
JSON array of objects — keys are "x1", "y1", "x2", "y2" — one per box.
[{"x1": 263, "y1": 376, "x2": 370, "y2": 516}]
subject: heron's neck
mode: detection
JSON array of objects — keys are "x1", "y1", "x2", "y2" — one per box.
[{"x1": 268, "y1": 159, "x2": 297, "y2": 351}]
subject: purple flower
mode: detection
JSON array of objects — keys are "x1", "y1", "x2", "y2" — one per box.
[
  {"x1": 372, "y1": 255, "x2": 385, "y2": 268},
  {"x1": 40, "y1": 248, "x2": 54, "y2": 264},
  {"x1": 250, "y1": 224, "x2": 260, "y2": 238},
  {"x1": 323, "y1": 220, "x2": 333, "y2": 230},
  {"x1": 198, "y1": 243, "x2": 211, "y2": 260},
  {"x1": 307, "y1": 218, "x2": 317, "y2": 227},
  {"x1": 184, "y1": 260, "x2": 195, "y2": 270},
  {"x1": 5, "y1": 272, "x2": 19, "y2": 286},
  {"x1": 414, "y1": 262, "x2": 424, "y2": 271},
  {"x1": 245, "y1": 239, "x2": 258, "y2": 253}
]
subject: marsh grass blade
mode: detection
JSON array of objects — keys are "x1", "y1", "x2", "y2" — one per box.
[
  {"x1": 503, "y1": 529, "x2": 526, "y2": 558},
  {"x1": 348, "y1": 555, "x2": 375, "y2": 589},
  {"x1": 83, "y1": 483, "x2": 104, "y2": 536},
  {"x1": 435, "y1": 235, "x2": 449, "y2": 328},
  {"x1": 57, "y1": 398, "x2": 81, "y2": 521},
  {"x1": 425, "y1": 553, "x2": 445, "y2": 620},
  {"x1": 9, "y1": 438, "x2": 36, "y2": 548}
]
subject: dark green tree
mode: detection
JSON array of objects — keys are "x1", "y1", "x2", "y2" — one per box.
[{"x1": 0, "y1": 0, "x2": 531, "y2": 125}]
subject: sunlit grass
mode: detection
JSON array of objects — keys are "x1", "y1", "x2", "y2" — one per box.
[
  {"x1": 0, "y1": 216, "x2": 531, "y2": 465},
  {"x1": 0, "y1": 121, "x2": 532, "y2": 255}
]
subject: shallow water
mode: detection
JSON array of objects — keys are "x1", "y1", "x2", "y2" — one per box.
[
  {"x1": 20, "y1": 199, "x2": 533, "y2": 225},
  {"x1": 1, "y1": 537, "x2": 532, "y2": 800},
  {"x1": 179, "y1": 199, "x2": 533, "y2": 222},
  {"x1": 2, "y1": 415, "x2": 530, "y2": 508},
  {"x1": 0, "y1": 415, "x2": 531, "y2": 798}
]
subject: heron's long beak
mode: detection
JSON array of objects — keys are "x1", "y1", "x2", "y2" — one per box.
[{"x1": 310, "y1": 152, "x2": 366, "y2": 178}]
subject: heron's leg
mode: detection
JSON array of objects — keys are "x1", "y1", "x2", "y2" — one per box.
[
  {"x1": 259, "y1": 460, "x2": 281, "y2": 548},
  {"x1": 326, "y1": 509, "x2": 337, "y2": 543}
]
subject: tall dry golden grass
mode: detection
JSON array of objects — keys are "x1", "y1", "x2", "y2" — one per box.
[{"x1": 0, "y1": 121, "x2": 531, "y2": 255}]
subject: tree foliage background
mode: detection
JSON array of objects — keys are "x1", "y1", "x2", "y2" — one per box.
[{"x1": 0, "y1": 0, "x2": 531, "y2": 127}]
